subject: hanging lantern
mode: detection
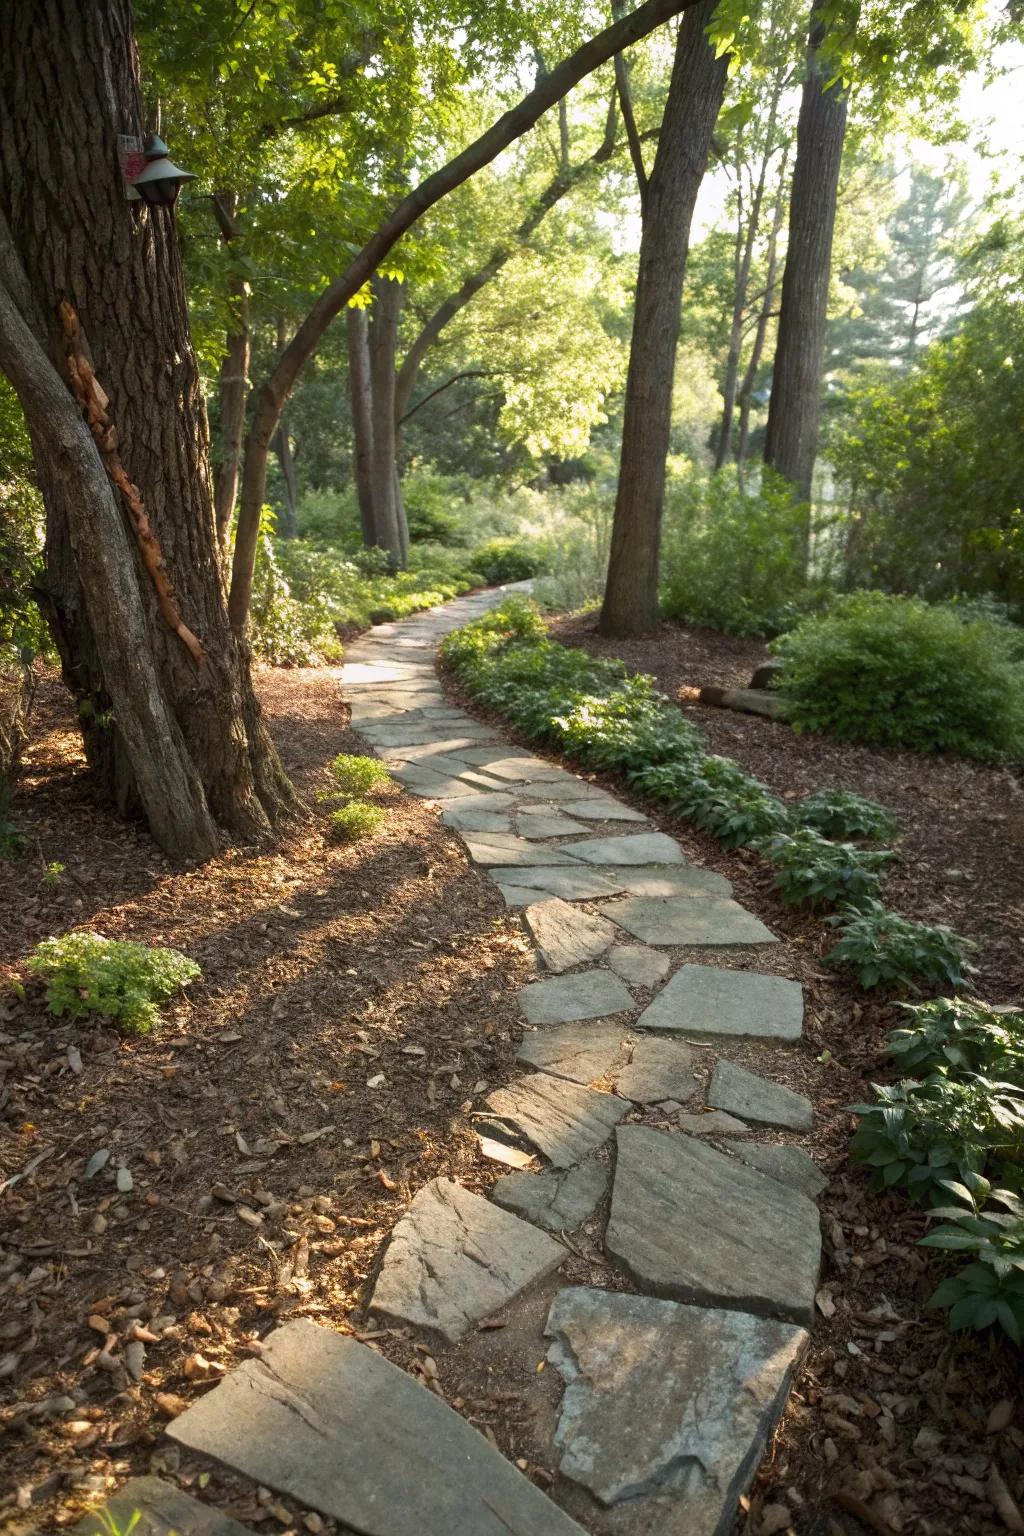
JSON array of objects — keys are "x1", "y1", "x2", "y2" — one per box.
[{"x1": 119, "y1": 132, "x2": 196, "y2": 208}]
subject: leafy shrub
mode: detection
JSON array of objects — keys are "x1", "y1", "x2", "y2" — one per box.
[
  {"x1": 330, "y1": 754, "x2": 391, "y2": 796},
  {"x1": 759, "y1": 828, "x2": 894, "y2": 910},
  {"x1": 472, "y1": 537, "x2": 549, "y2": 585},
  {"x1": 772, "y1": 591, "x2": 1024, "y2": 761},
  {"x1": 660, "y1": 466, "x2": 817, "y2": 636},
  {"x1": 922, "y1": 1184, "x2": 1024, "y2": 1343},
  {"x1": 328, "y1": 801, "x2": 386, "y2": 843},
  {"x1": 826, "y1": 899, "x2": 977, "y2": 990},
  {"x1": 641, "y1": 757, "x2": 792, "y2": 849},
  {"x1": 27, "y1": 932, "x2": 200, "y2": 1034},
  {"x1": 795, "y1": 788, "x2": 899, "y2": 841},
  {"x1": 887, "y1": 997, "x2": 1024, "y2": 1081}
]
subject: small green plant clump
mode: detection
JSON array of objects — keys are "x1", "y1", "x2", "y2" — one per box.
[
  {"x1": 794, "y1": 788, "x2": 899, "y2": 841},
  {"x1": 330, "y1": 753, "x2": 391, "y2": 796},
  {"x1": 826, "y1": 899, "x2": 976, "y2": 990},
  {"x1": 758, "y1": 828, "x2": 895, "y2": 910},
  {"x1": 328, "y1": 801, "x2": 387, "y2": 843},
  {"x1": 27, "y1": 931, "x2": 200, "y2": 1034}
]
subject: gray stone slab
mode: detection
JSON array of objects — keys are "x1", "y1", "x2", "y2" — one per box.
[
  {"x1": 520, "y1": 968, "x2": 634, "y2": 1025},
  {"x1": 562, "y1": 799, "x2": 648, "y2": 822},
  {"x1": 386, "y1": 737, "x2": 503, "y2": 762},
  {"x1": 393, "y1": 764, "x2": 489, "y2": 799},
  {"x1": 489, "y1": 866, "x2": 627, "y2": 902},
  {"x1": 709, "y1": 1059, "x2": 813, "y2": 1131},
  {"x1": 517, "y1": 778, "x2": 611, "y2": 803},
  {"x1": 492, "y1": 1162, "x2": 609, "y2": 1231},
  {"x1": 483, "y1": 1075, "x2": 628, "y2": 1167},
  {"x1": 606, "y1": 1126, "x2": 821, "y2": 1325},
  {"x1": 614, "y1": 865, "x2": 732, "y2": 898},
  {"x1": 449, "y1": 745, "x2": 535, "y2": 765},
  {"x1": 524, "y1": 898, "x2": 618, "y2": 972},
  {"x1": 476, "y1": 756, "x2": 575, "y2": 783},
  {"x1": 169, "y1": 1320, "x2": 583, "y2": 1536},
  {"x1": 465, "y1": 834, "x2": 582, "y2": 868},
  {"x1": 442, "y1": 801, "x2": 513, "y2": 834},
  {"x1": 568, "y1": 832, "x2": 685, "y2": 866},
  {"x1": 545, "y1": 1288, "x2": 806, "y2": 1532},
  {"x1": 676, "y1": 1110, "x2": 750, "y2": 1136},
  {"x1": 517, "y1": 1020, "x2": 630, "y2": 1085},
  {"x1": 517, "y1": 809, "x2": 590, "y2": 839},
  {"x1": 638, "y1": 964, "x2": 803, "y2": 1040},
  {"x1": 732, "y1": 1142, "x2": 828, "y2": 1200},
  {"x1": 606, "y1": 944, "x2": 671, "y2": 988},
  {"x1": 599, "y1": 895, "x2": 778, "y2": 948},
  {"x1": 74, "y1": 1478, "x2": 253, "y2": 1536},
  {"x1": 369, "y1": 1178, "x2": 563, "y2": 1341},
  {"x1": 613, "y1": 1037, "x2": 700, "y2": 1104}
]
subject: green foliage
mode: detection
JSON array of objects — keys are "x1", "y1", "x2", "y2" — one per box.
[
  {"x1": 849, "y1": 1078, "x2": 1011, "y2": 1204},
  {"x1": 758, "y1": 827, "x2": 894, "y2": 910},
  {"x1": 795, "y1": 788, "x2": 899, "y2": 841},
  {"x1": 328, "y1": 801, "x2": 387, "y2": 843},
  {"x1": 638, "y1": 757, "x2": 792, "y2": 849},
  {"x1": 660, "y1": 467, "x2": 817, "y2": 637},
  {"x1": 923, "y1": 1185, "x2": 1024, "y2": 1345},
  {"x1": 42, "y1": 861, "x2": 64, "y2": 890},
  {"x1": 471, "y1": 537, "x2": 549, "y2": 585},
  {"x1": 27, "y1": 932, "x2": 200, "y2": 1035},
  {"x1": 826, "y1": 900, "x2": 977, "y2": 990},
  {"x1": 887, "y1": 997, "x2": 1024, "y2": 1080},
  {"x1": 330, "y1": 754, "x2": 390, "y2": 796},
  {"x1": 773, "y1": 591, "x2": 1024, "y2": 761}
]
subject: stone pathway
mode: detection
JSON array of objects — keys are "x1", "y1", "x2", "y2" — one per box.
[{"x1": 81, "y1": 587, "x2": 825, "y2": 1536}]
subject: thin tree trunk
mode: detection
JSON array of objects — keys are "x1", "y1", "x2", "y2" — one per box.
[
  {"x1": 211, "y1": 192, "x2": 249, "y2": 549},
  {"x1": 273, "y1": 416, "x2": 299, "y2": 536},
  {"x1": 736, "y1": 148, "x2": 790, "y2": 473},
  {"x1": 763, "y1": 2, "x2": 848, "y2": 505},
  {"x1": 228, "y1": 0, "x2": 704, "y2": 632},
  {"x1": 598, "y1": 0, "x2": 729, "y2": 638},
  {"x1": 347, "y1": 306, "x2": 377, "y2": 546},
  {"x1": 367, "y1": 276, "x2": 405, "y2": 565},
  {"x1": 0, "y1": 0, "x2": 295, "y2": 850}
]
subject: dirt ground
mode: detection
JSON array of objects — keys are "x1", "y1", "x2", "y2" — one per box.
[{"x1": 2, "y1": 643, "x2": 1024, "y2": 1536}]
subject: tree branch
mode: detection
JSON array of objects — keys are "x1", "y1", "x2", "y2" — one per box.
[{"x1": 400, "y1": 369, "x2": 499, "y2": 424}]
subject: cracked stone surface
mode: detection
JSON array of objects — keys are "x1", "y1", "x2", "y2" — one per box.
[
  {"x1": 599, "y1": 895, "x2": 777, "y2": 947},
  {"x1": 544, "y1": 1288, "x2": 806, "y2": 1533},
  {"x1": 524, "y1": 898, "x2": 618, "y2": 972},
  {"x1": 676, "y1": 1110, "x2": 749, "y2": 1135},
  {"x1": 74, "y1": 1478, "x2": 252, "y2": 1535},
  {"x1": 517, "y1": 1020, "x2": 630, "y2": 1085},
  {"x1": 517, "y1": 808, "x2": 590, "y2": 839},
  {"x1": 732, "y1": 1142, "x2": 828, "y2": 1200},
  {"x1": 368, "y1": 1178, "x2": 563, "y2": 1341},
  {"x1": 441, "y1": 799, "x2": 513, "y2": 834},
  {"x1": 709, "y1": 1059, "x2": 813, "y2": 1131},
  {"x1": 490, "y1": 866, "x2": 627, "y2": 903},
  {"x1": 613, "y1": 1037, "x2": 700, "y2": 1104},
  {"x1": 519, "y1": 968, "x2": 634, "y2": 1025},
  {"x1": 606, "y1": 1125, "x2": 821, "y2": 1325},
  {"x1": 169, "y1": 1320, "x2": 584, "y2": 1536},
  {"x1": 483, "y1": 1075, "x2": 628, "y2": 1167},
  {"x1": 562, "y1": 798, "x2": 648, "y2": 822},
  {"x1": 606, "y1": 943, "x2": 670, "y2": 988},
  {"x1": 638, "y1": 964, "x2": 803, "y2": 1040},
  {"x1": 465, "y1": 834, "x2": 582, "y2": 867},
  {"x1": 568, "y1": 832, "x2": 686, "y2": 866},
  {"x1": 492, "y1": 1162, "x2": 609, "y2": 1231}
]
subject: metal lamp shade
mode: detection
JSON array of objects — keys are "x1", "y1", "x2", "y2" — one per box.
[{"x1": 130, "y1": 155, "x2": 197, "y2": 207}]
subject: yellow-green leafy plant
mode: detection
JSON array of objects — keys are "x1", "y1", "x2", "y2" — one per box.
[{"x1": 27, "y1": 932, "x2": 200, "y2": 1035}]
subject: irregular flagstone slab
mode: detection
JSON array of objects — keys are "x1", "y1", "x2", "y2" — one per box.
[
  {"x1": 74, "y1": 1478, "x2": 253, "y2": 1535},
  {"x1": 465, "y1": 834, "x2": 582, "y2": 868},
  {"x1": 393, "y1": 765, "x2": 489, "y2": 799},
  {"x1": 169, "y1": 1320, "x2": 584, "y2": 1536},
  {"x1": 449, "y1": 744, "x2": 535, "y2": 765},
  {"x1": 638, "y1": 964, "x2": 803, "y2": 1040},
  {"x1": 478, "y1": 1134, "x2": 537, "y2": 1169},
  {"x1": 476, "y1": 755, "x2": 575, "y2": 783},
  {"x1": 517, "y1": 1020, "x2": 630, "y2": 1085},
  {"x1": 489, "y1": 866, "x2": 627, "y2": 902},
  {"x1": 599, "y1": 895, "x2": 777, "y2": 948},
  {"x1": 524, "y1": 898, "x2": 618, "y2": 972},
  {"x1": 613, "y1": 1037, "x2": 700, "y2": 1104},
  {"x1": 562, "y1": 799, "x2": 648, "y2": 822},
  {"x1": 732, "y1": 1142, "x2": 828, "y2": 1200},
  {"x1": 517, "y1": 777, "x2": 611, "y2": 803},
  {"x1": 519, "y1": 968, "x2": 634, "y2": 1025},
  {"x1": 606, "y1": 943, "x2": 670, "y2": 988},
  {"x1": 492, "y1": 1162, "x2": 609, "y2": 1232},
  {"x1": 384, "y1": 737, "x2": 502, "y2": 762},
  {"x1": 369, "y1": 1178, "x2": 563, "y2": 1341},
  {"x1": 568, "y1": 832, "x2": 685, "y2": 866},
  {"x1": 442, "y1": 802, "x2": 513, "y2": 835},
  {"x1": 483, "y1": 1075, "x2": 628, "y2": 1167},
  {"x1": 709, "y1": 1059, "x2": 813, "y2": 1131},
  {"x1": 606, "y1": 1125, "x2": 821, "y2": 1325},
  {"x1": 516, "y1": 809, "x2": 590, "y2": 839},
  {"x1": 614, "y1": 865, "x2": 732, "y2": 898},
  {"x1": 676, "y1": 1110, "x2": 750, "y2": 1135},
  {"x1": 545, "y1": 1287, "x2": 806, "y2": 1531}
]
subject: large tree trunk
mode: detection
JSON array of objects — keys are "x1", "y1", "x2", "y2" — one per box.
[
  {"x1": 0, "y1": 0, "x2": 295, "y2": 852},
  {"x1": 347, "y1": 306, "x2": 378, "y2": 546},
  {"x1": 366, "y1": 276, "x2": 407, "y2": 566},
  {"x1": 598, "y1": 0, "x2": 728, "y2": 637},
  {"x1": 762, "y1": 2, "x2": 848, "y2": 506}
]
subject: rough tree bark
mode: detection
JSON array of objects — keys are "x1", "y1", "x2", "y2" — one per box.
[
  {"x1": 228, "y1": 0, "x2": 705, "y2": 632},
  {"x1": 598, "y1": 0, "x2": 729, "y2": 637},
  {"x1": 0, "y1": 0, "x2": 295, "y2": 851},
  {"x1": 763, "y1": 1, "x2": 848, "y2": 505},
  {"x1": 366, "y1": 277, "x2": 408, "y2": 566}
]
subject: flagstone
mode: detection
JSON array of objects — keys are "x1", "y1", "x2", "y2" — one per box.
[
  {"x1": 483, "y1": 1075, "x2": 628, "y2": 1167},
  {"x1": 465, "y1": 834, "x2": 582, "y2": 867},
  {"x1": 524, "y1": 898, "x2": 618, "y2": 972},
  {"x1": 613, "y1": 1037, "x2": 700, "y2": 1104},
  {"x1": 637, "y1": 964, "x2": 803, "y2": 1040},
  {"x1": 568, "y1": 832, "x2": 686, "y2": 866},
  {"x1": 517, "y1": 1020, "x2": 630, "y2": 1085},
  {"x1": 605, "y1": 943, "x2": 671, "y2": 988},
  {"x1": 708, "y1": 1059, "x2": 813, "y2": 1131},
  {"x1": 732, "y1": 1142, "x2": 828, "y2": 1200},
  {"x1": 489, "y1": 865, "x2": 627, "y2": 902},
  {"x1": 516, "y1": 809, "x2": 590, "y2": 839},
  {"x1": 599, "y1": 895, "x2": 778, "y2": 947},
  {"x1": 492, "y1": 1162, "x2": 608, "y2": 1231},
  {"x1": 519, "y1": 968, "x2": 634, "y2": 1025},
  {"x1": 73, "y1": 1478, "x2": 252, "y2": 1535}
]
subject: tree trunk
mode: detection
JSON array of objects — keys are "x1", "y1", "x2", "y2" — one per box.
[
  {"x1": 763, "y1": 3, "x2": 848, "y2": 505},
  {"x1": 0, "y1": 0, "x2": 296, "y2": 852},
  {"x1": 273, "y1": 416, "x2": 299, "y2": 536},
  {"x1": 598, "y1": 0, "x2": 728, "y2": 638},
  {"x1": 736, "y1": 148, "x2": 790, "y2": 474},
  {"x1": 366, "y1": 275, "x2": 407, "y2": 566},
  {"x1": 347, "y1": 306, "x2": 378, "y2": 546},
  {"x1": 213, "y1": 289, "x2": 250, "y2": 547}
]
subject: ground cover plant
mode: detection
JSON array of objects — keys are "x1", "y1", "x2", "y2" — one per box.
[
  {"x1": 26, "y1": 932, "x2": 200, "y2": 1035},
  {"x1": 441, "y1": 598, "x2": 971, "y2": 992}
]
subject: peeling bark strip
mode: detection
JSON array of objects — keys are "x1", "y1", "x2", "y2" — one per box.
[{"x1": 58, "y1": 302, "x2": 205, "y2": 667}]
